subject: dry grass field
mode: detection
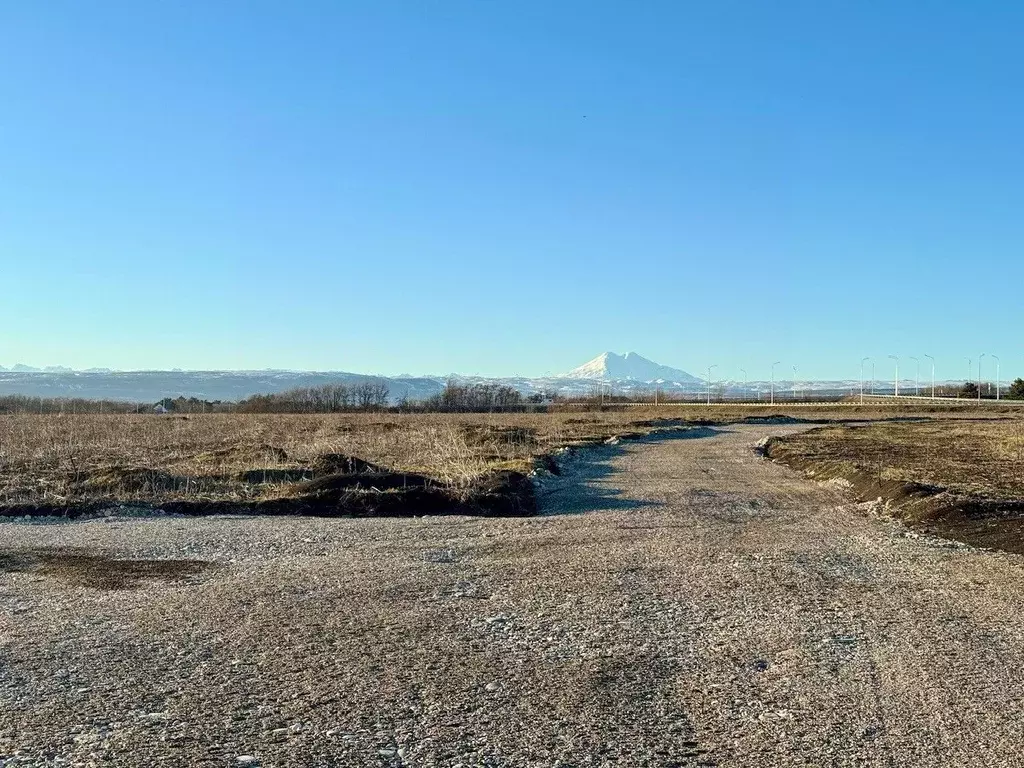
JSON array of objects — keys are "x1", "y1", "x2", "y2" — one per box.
[
  {"x1": 0, "y1": 405, "x2": 1018, "y2": 515},
  {"x1": 0, "y1": 410, "x2": 694, "y2": 513},
  {"x1": 0, "y1": 411, "x2": 680, "y2": 509}
]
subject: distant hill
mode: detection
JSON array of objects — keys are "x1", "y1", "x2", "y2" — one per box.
[{"x1": 0, "y1": 370, "x2": 444, "y2": 404}]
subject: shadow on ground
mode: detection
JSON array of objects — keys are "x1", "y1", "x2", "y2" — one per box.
[{"x1": 540, "y1": 427, "x2": 726, "y2": 516}]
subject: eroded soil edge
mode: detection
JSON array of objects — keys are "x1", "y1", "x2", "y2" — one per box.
[{"x1": 761, "y1": 431, "x2": 1024, "y2": 555}]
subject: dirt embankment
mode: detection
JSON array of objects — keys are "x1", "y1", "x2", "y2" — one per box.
[
  {"x1": 0, "y1": 457, "x2": 539, "y2": 520},
  {"x1": 761, "y1": 427, "x2": 1024, "y2": 555}
]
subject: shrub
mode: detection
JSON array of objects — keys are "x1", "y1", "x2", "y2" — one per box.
[{"x1": 1007, "y1": 378, "x2": 1024, "y2": 400}]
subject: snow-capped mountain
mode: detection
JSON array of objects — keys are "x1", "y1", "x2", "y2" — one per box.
[{"x1": 564, "y1": 352, "x2": 702, "y2": 384}]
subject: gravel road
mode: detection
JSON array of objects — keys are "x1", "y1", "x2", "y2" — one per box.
[{"x1": 2, "y1": 424, "x2": 1023, "y2": 767}]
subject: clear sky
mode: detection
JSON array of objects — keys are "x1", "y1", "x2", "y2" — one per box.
[{"x1": 2, "y1": 1, "x2": 1021, "y2": 381}]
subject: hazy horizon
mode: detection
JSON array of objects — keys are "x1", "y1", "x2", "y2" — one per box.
[{"x1": 0, "y1": 351, "x2": 1008, "y2": 384}]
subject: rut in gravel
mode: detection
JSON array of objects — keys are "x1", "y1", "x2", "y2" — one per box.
[{"x1": 1, "y1": 424, "x2": 1023, "y2": 767}]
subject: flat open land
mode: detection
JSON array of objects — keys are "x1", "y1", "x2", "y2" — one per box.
[
  {"x1": 0, "y1": 407, "x2": 1008, "y2": 511},
  {"x1": 0, "y1": 411, "x2": 727, "y2": 512},
  {"x1": 2, "y1": 416, "x2": 1024, "y2": 766},
  {"x1": 765, "y1": 419, "x2": 1024, "y2": 554}
]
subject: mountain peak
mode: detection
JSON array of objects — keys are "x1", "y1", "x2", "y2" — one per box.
[{"x1": 564, "y1": 352, "x2": 701, "y2": 384}]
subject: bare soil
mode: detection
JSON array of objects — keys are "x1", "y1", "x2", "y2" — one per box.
[
  {"x1": 0, "y1": 549, "x2": 215, "y2": 589},
  {"x1": 764, "y1": 419, "x2": 1024, "y2": 554}
]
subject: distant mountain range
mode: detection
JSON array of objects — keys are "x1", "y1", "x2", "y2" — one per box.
[
  {"x1": 0, "y1": 370, "x2": 444, "y2": 403},
  {"x1": 0, "y1": 353, "x2": 968, "y2": 403},
  {"x1": 1, "y1": 364, "x2": 80, "y2": 373}
]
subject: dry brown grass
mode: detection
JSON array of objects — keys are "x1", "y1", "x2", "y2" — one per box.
[
  {"x1": 0, "y1": 406, "x2": 1015, "y2": 510},
  {"x1": 0, "y1": 411, "x2": 658, "y2": 508}
]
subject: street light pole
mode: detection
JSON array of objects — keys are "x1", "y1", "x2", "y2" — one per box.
[
  {"x1": 924, "y1": 354, "x2": 935, "y2": 399},
  {"x1": 707, "y1": 365, "x2": 717, "y2": 406},
  {"x1": 993, "y1": 355, "x2": 1000, "y2": 400},
  {"x1": 771, "y1": 361, "x2": 780, "y2": 406},
  {"x1": 792, "y1": 365, "x2": 798, "y2": 401},
  {"x1": 910, "y1": 356, "x2": 919, "y2": 396},
  {"x1": 979, "y1": 354, "x2": 986, "y2": 401},
  {"x1": 888, "y1": 355, "x2": 899, "y2": 397},
  {"x1": 860, "y1": 357, "x2": 870, "y2": 405},
  {"x1": 740, "y1": 368, "x2": 747, "y2": 402}
]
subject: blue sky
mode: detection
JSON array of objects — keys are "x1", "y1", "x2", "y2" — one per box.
[{"x1": 1, "y1": 1, "x2": 1021, "y2": 381}]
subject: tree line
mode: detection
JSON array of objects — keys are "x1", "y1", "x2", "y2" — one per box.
[
  {"x1": 416, "y1": 381, "x2": 549, "y2": 412},
  {"x1": 0, "y1": 394, "x2": 149, "y2": 415},
  {"x1": 928, "y1": 379, "x2": 1024, "y2": 399},
  {"x1": 235, "y1": 382, "x2": 390, "y2": 413},
  {"x1": 2, "y1": 378, "x2": 1021, "y2": 416}
]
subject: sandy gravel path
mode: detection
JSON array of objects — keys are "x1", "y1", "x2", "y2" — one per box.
[{"x1": 1, "y1": 424, "x2": 1023, "y2": 767}]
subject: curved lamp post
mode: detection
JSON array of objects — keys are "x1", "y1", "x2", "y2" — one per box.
[
  {"x1": 979, "y1": 354, "x2": 986, "y2": 401},
  {"x1": 860, "y1": 357, "x2": 871, "y2": 405}
]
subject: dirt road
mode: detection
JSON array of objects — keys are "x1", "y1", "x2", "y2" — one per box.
[{"x1": 2, "y1": 425, "x2": 1023, "y2": 766}]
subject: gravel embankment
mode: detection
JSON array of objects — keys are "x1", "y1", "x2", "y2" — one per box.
[{"x1": 2, "y1": 424, "x2": 1023, "y2": 766}]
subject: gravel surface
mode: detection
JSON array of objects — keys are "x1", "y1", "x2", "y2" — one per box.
[{"x1": 2, "y1": 424, "x2": 1023, "y2": 767}]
